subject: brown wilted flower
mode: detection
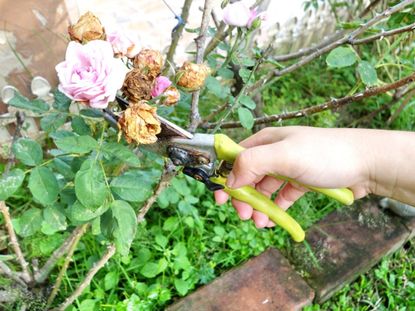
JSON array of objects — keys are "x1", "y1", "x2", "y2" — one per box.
[
  {"x1": 68, "y1": 11, "x2": 105, "y2": 43},
  {"x1": 160, "y1": 86, "x2": 180, "y2": 106},
  {"x1": 118, "y1": 101, "x2": 161, "y2": 145},
  {"x1": 133, "y1": 49, "x2": 163, "y2": 78},
  {"x1": 122, "y1": 69, "x2": 154, "y2": 102},
  {"x1": 176, "y1": 61, "x2": 211, "y2": 91}
]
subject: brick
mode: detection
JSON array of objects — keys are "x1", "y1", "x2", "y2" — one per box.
[
  {"x1": 287, "y1": 200, "x2": 410, "y2": 303},
  {"x1": 167, "y1": 248, "x2": 314, "y2": 311}
]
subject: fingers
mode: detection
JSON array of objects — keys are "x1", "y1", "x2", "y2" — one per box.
[
  {"x1": 231, "y1": 199, "x2": 253, "y2": 220},
  {"x1": 214, "y1": 190, "x2": 229, "y2": 205},
  {"x1": 275, "y1": 182, "x2": 308, "y2": 210},
  {"x1": 239, "y1": 127, "x2": 297, "y2": 148}
]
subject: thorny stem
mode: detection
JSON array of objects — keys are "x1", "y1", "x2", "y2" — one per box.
[
  {"x1": 0, "y1": 261, "x2": 26, "y2": 287},
  {"x1": 46, "y1": 224, "x2": 88, "y2": 308},
  {"x1": 0, "y1": 201, "x2": 32, "y2": 284},
  {"x1": 162, "y1": 0, "x2": 193, "y2": 75},
  {"x1": 204, "y1": 72, "x2": 415, "y2": 129},
  {"x1": 188, "y1": 0, "x2": 214, "y2": 132},
  {"x1": 4, "y1": 111, "x2": 24, "y2": 174},
  {"x1": 204, "y1": 22, "x2": 229, "y2": 59}
]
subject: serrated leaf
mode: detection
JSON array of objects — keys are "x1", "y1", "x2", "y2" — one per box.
[
  {"x1": 205, "y1": 76, "x2": 229, "y2": 99},
  {"x1": 53, "y1": 89, "x2": 72, "y2": 112},
  {"x1": 357, "y1": 61, "x2": 377, "y2": 86},
  {"x1": 17, "y1": 208, "x2": 42, "y2": 237},
  {"x1": 74, "y1": 159, "x2": 109, "y2": 209},
  {"x1": 40, "y1": 112, "x2": 67, "y2": 133},
  {"x1": 8, "y1": 93, "x2": 49, "y2": 113},
  {"x1": 238, "y1": 68, "x2": 252, "y2": 83},
  {"x1": 71, "y1": 116, "x2": 91, "y2": 136},
  {"x1": 66, "y1": 200, "x2": 109, "y2": 223},
  {"x1": 41, "y1": 206, "x2": 67, "y2": 235},
  {"x1": 29, "y1": 167, "x2": 59, "y2": 206},
  {"x1": 174, "y1": 278, "x2": 190, "y2": 296},
  {"x1": 111, "y1": 200, "x2": 137, "y2": 256},
  {"x1": 326, "y1": 46, "x2": 357, "y2": 68},
  {"x1": 0, "y1": 169, "x2": 25, "y2": 200},
  {"x1": 217, "y1": 68, "x2": 234, "y2": 79},
  {"x1": 237, "y1": 107, "x2": 254, "y2": 129},
  {"x1": 80, "y1": 108, "x2": 104, "y2": 119},
  {"x1": 239, "y1": 95, "x2": 256, "y2": 109},
  {"x1": 12, "y1": 138, "x2": 43, "y2": 166},
  {"x1": 102, "y1": 142, "x2": 140, "y2": 167},
  {"x1": 54, "y1": 135, "x2": 98, "y2": 154},
  {"x1": 110, "y1": 170, "x2": 155, "y2": 202}
]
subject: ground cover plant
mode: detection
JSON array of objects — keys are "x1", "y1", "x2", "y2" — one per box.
[{"x1": 0, "y1": 0, "x2": 415, "y2": 310}]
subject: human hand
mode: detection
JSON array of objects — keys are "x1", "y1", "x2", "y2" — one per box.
[{"x1": 215, "y1": 126, "x2": 373, "y2": 228}]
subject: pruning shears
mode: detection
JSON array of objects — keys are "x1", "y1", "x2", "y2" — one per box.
[{"x1": 104, "y1": 97, "x2": 355, "y2": 242}]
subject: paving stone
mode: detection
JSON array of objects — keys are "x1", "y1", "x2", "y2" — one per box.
[
  {"x1": 286, "y1": 200, "x2": 410, "y2": 303},
  {"x1": 167, "y1": 248, "x2": 314, "y2": 311}
]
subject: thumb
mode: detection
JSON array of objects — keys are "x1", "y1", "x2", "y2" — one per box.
[{"x1": 227, "y1": 143, "x2": 286, "y2": 188}]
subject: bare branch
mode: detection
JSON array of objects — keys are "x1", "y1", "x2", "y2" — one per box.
[
  {"x1": 188, "y1": 0, "x2": 214, "y2": 132},
  {"x1": 0, "y1": 261, "x2": 26, "y2": 287},
  {"x1": 350, "y1": 22, "x2": 415, "y2": 45},
  {"x1": 53, "y1": 244, "x2": 116, "y2": 311},
  {"x1": 359, "y1": 0, "x2": 382, "y2": 18},
  {"x1": 35, "y1": 225, "x2": 88, "y2": 284},
  {"x1": 249, "y1": 0, "x2": 415, "y2": 93},
  {"x1": 204, "y1": 22, "x2": 229, "y2": 59},
  {"x1": 0, "y1": 201, "x2": 32, "y2": 284},
  {"x1": 162, "y1": 0, "x2": 193, "y2": 75},
  {"x1": 46, "y1": 223, "x2": 88, "y2": 308},
  {"x1": 137, "y1": 162, "x2": 177, "y2": 223},
  {"x1": 204, "y1": 72, "x2": 415, "y2": 129},
  {"x1": 4, "y1": 111, "x2": 24, "y2": 174}
]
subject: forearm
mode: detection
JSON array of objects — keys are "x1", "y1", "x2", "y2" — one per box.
[{"x1": 367, "y1": 130, "x2": 415, "y2": 205}]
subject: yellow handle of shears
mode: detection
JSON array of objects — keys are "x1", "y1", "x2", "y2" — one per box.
[{"x1": 212, "y1": 134, "x2": 355, "y2": 242}]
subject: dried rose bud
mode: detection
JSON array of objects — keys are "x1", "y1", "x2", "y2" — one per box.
[
  {"x1": 133, "y1": 49, "x2": 163, "y2": 79},
  {"x1": 160, "y1": 86, "x2": 180, "y2": 106},
  {"x1": 176, "y1": 61, "x2": 211, "y2": 91},
  {"x1": 122, "y1": 68, "x2": 154, "y2": 103},
  {"x1": 68, "y1": 11, "x2": 105, "y2": 43},
  {"x1": 118, "y1": 101, "x2": 161, "y2": 145}
]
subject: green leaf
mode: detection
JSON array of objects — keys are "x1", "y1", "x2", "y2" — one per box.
[
  {"x1": 104, "y1": 271, "x2": 119, "y2": 291},
  {"x1": 111, "y1": 200, "x2": 137, "y2": 256},
  {"x1": 40, "y1": 113, "x2": 67, "y2": 133},
  {"x1": 110, "y1": 170, "x2": 154, "y2": 202},
  {"x1": 174, "y1": 278, "x2": 190, "y2": 296},
  {"x1": 239, "y1": 95, "x2": 256, "y2": 109},
  {"x1": 205, "y1": 76, "x2": 229, "y2": 99},
  {"x1": 237, "y1": 107, "x2": 254, "y2": 129},
  {"x1": 41, "y1": 206, "x2": 67, "y2": 235},
  {"x1": 163, "y1": 216, "x2": 179, "y2": 232},
  {"x1": 53, "y1": 89, "x2": 72, "y2": 112},
  {"x1": 29, "y1": 167, "x2": 59, "y2": 206},
  {"x1": 80, "y1": 108, "x2": 104, "y2": 119},
  {"x1": 102, "y1": 142, "x2": 140, "y2": 167},
  {"x1": 91, "y1": 216, "x2": 101, "y2": 235},
  {"x1": 0, "y1": 169, "x2": 25, "y2": 200},
  {"x1": 71, "y1": 116, "x2": 91, "y2": 136},
  {"x1": 12, "y1": 137, "x2": 43, "y2": 166},
  {"x1": 217, "y1": 68, "x2": 234, "y2": 79},
  {"x1": 155, "y1": 234, "x2": 168, "y2": 248},
  {"x1": 79, "y1": 299, "x2": 96, "y2": 311},
  {"x1": 75, "y1": 159, "x2": 109, "y2": 209},
  {"x1": 238, "y1": 68, "x2": 252, "y2": 83},
  {"x1": 357, "y1": 61, "x2": 377, "y2": 86},
  {"x1": 54, "y1": 135, "x2": 98, "y2": 154},
  {"x1": 140, "y1": 262, "x2": 159, "y2": 278},
  {"x1": 16, "y1": 208, "x2": 42, "y2": 237},
  {"x1": 326, "y1": 46, "x2": 357, "y2": 68},
  {"x1": 67, "y1": 200, "x2": 110, "y2": 223},
  {"x1": 8, "y1": 93, "x2": 49, "y2": 113}
]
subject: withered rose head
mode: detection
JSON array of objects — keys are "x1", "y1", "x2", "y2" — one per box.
[
  {"x1": 118, "y1": 101, "x2": 161, "y2": 145},
  {"x1": 133, "y1": 49, "x2": 163, "y2": 79},
  {"x1": 176, "y1": 61, "x2": 211, "y2": 91},
  {"x1": 122, "y1": 68, "x2": 154, "y2": 102},
  {"x1": 160, "y1": 86, "x2": 180, "y2": 106},
  {"x1": 68, "y1": 11, "x2": 105, "y2": 43}
]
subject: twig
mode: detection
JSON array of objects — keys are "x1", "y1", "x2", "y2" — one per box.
[
  {"x1": 200, "y1": 101, "x2": 231, "y2": 125},
  {"x1": 204, "y1": 72, "x2": 415, "y2": 129},
  {"x1": 0, "y1": 261, "x2": 26, "y2": 287},
  {"x1": 35, "y1": 225, "x2": 87, "y2": 283},
  {"x1": 0, "y1": 201, "x2": 32, "y2": 284},
  {"x1": 351, "y1": 22, "x2": 415, "y2": 45},
  {"x1": 249, "y1": 0, "x2": 415, "y2": 93},
  {"x1": 359, "y1": 0, "x2": 382, "y2": 18},
  {"x1": 188, "y1": 0, "x2": 214, "y2": 132},
  {"x1": 387, "y1": 88, "x2": 415, "y2": 125},
  {"x1": 137, "y1": 162, "x2": 177, "y2": 222},
  {"x1": 4, "y1": 111, "x2": 24, "y2": 174},
  {"x1": 46, "y1": 223, "x2": 88, "y2": 308},
  {"x1": 53, "y1": 244, "x2": 116, "y2": 311},
  {"x1": 204, "y1": 22, "x2": 229, "y2": 59},
  {"x1": 162, "y1": 0, "x2": 193, "y2": 75}
]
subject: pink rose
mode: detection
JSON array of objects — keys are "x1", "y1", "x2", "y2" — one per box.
[
  {"x1": 151, "y1": 76, "x2": 172, "y2": 97},
  {"x1": 107, "y1": 28, "x2": 141, "y2": 58},
  {"x1": 56, "y1": 40, "x2": 128, "y2": 109},
  {"x1": 222, "y1": 2, "x2": 262, "y2": 28}
]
